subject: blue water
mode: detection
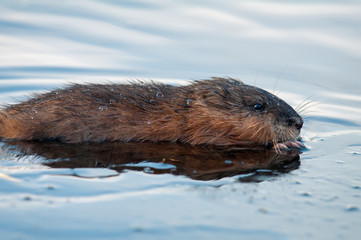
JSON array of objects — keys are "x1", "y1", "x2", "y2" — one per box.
[{"x1": 1, "y1": 1, "x2": 361, "y2": 239}]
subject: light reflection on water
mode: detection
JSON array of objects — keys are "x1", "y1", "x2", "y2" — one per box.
[
  {"x1": 1, "y1": 1, "x2": 361, "y2": 240},
  {"x1": 1, "y1": 1, "x2": 361, "y2": 91}
]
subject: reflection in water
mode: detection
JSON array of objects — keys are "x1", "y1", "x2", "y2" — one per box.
[{"x1": 1, "y1": 141, "x2": 300, "y2": 181}]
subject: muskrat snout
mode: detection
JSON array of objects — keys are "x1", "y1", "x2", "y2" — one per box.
[{"x1": 287, "y1": 117, "x2": 303, "y2": 130}]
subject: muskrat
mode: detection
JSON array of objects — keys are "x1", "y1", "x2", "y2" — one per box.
[{"x1": 0, "y1": 77, "x2": 303, "y2": 150}]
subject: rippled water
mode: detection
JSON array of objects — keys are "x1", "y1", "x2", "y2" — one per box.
[{"x1": 1, "y1": 1, "x2": 361, "y2": 240}]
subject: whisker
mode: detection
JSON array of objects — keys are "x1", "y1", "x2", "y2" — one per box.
[
  {"x1": 251, "y1": 124, "x2": 268, "y2": 140},
  {"x1": 295, "y1": 95, "x2": 315, "y2": 111},
  {"x1": 296, "y1": 100, "x2": 315, "y2": 112},
  {"x1": 298, "y1": 102, "x2": 320, "y2": 113},
  {"x1": 273, "y1": 139, "x2": 281, "y2": 154},
  {"x1": 254, "y1": 69, "x2": 261, "y2": 87},
  {"x1": 297, "y1": 103, "x2": 320, "y2": 119},
  {"x1": 298, "y1": 104, "x2": 320, "y2": 117},
  {"x1": 298, "y1": 110, "x2": 318, "y2": 117},
  {"x1": 273, "y1": 65, "x2": 288, "y2": 94},
  {"x1": 298, "y1": 103, "x2": 319, "y2": 114},
  {"x1": 301, "y1": 116, "x2": 314, "y2": 120},
  {"x1": 288, "y1": 129, "x2": 296, "y2": 141}
]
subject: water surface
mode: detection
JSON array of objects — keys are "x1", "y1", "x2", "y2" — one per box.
[{"x1": 1, "y1": 1, "x2": 361, "y2": 240}]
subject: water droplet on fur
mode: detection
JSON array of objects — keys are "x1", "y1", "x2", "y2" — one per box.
[
  {"x1": 98, "y1": 106, "x2": 108, "y2": 111},
  {"x1": 156, "y1": 92, "x2": 163, "y2": 98},
  {"x1": 149, "y1": 99, "x2": 155, "y2": 103},
  {"x1": 147, "y1": 121, "x2": 151, "y2": 125},
  {"x1": 186, "y1": 98, "x2": 193, "y2": 105}
]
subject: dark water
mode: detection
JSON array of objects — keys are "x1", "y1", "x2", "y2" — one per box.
[{"x1": 1, "y1": 1, "x2": 361, "y2": 240}]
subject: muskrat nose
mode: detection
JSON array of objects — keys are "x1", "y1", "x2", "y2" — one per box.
[{"x1": 287, "y1": 117, "x2": 303, "y2": 130}]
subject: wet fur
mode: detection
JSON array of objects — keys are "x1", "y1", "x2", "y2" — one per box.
[{"x1": 0, "y1": 78, "x2": 302, "y2": 147}]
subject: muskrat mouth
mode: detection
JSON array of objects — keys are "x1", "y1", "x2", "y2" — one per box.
[
  {"x1": 271, "y1": 125, "x2": 304, "y2": 152},
  {"x1": 273, "y1": 140, "x2": 305, "y2": 152}
]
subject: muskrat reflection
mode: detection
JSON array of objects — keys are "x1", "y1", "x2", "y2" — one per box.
[{"x1": 3, "y1": 141, "x2": 300, "y2": 181}]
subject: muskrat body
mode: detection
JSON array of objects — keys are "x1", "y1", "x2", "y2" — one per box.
[{"x1": 0, "y1": 78, "x2": 303, "y2": 149}]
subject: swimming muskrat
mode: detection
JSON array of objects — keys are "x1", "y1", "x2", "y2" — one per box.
[{"x1": 0, "y1": 77, "x2": 303, "y2": 150}]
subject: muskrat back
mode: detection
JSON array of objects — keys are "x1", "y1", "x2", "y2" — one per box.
[{"x1": 0, "y1": 77, "x2": 303, "y2": 148}]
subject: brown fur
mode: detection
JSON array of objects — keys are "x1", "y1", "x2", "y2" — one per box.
[{"x1": 0, "y1": 77, "x2": 303, "y2": 147}]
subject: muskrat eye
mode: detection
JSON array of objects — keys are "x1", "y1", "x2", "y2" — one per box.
[{"x1": 253, "y1": 103, "x2": 264, "y2": 111}]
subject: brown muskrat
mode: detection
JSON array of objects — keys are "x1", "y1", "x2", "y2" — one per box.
[{"x1": 0, "y1": 77, "x2": 303, "y2": 150}]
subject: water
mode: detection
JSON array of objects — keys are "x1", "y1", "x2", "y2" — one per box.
[{"x1": 1, "y1": 1, "x2": 361, "y2": 239}]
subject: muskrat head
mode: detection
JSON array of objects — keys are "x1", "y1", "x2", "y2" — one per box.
[
  {"x1": 187, "y1": 78, "x2": 303, "y2": 149},
  {"x1": 247, "y1": 86, "x2": 303, "y2": 148}
]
